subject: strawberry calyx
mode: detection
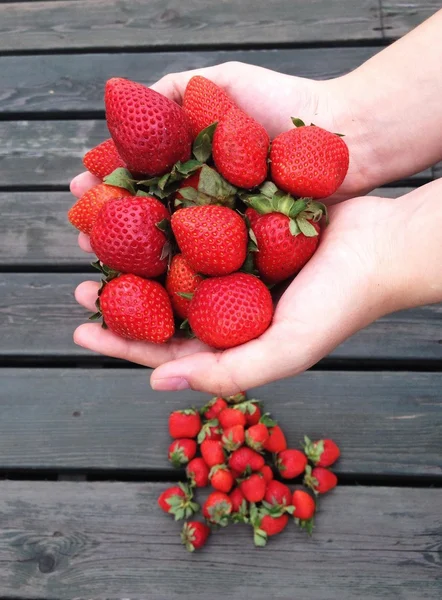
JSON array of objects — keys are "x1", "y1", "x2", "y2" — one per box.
[
  {"x1": 103, "y1": 167, "x2": 137, "y2": 194},
  {"x1": 295, "y1": 516, "x2": 315, "y2": 536},
  {"x1": 261, "y1": 501, "x2": 293, "y2": 518},
  {"x1": 166, "y1": 482, "x2": 200, "y2": 521},
  {"x1": 192, "y1": 122, "x2": 218, "y2": 163},
  {"x1": 291, "y1": 116, "x2": 345, "y2": 137},
  {"x1": 249, "y1": 503, "x2": 268, "y2": 547},
  {"x1": 225, "y1": 392, "x2": 247, "y2": 404},
  {"x1": 88, "y1": 260, "x2": 122, "y2": 326},
  {"x1": 231, "y1": 498, "x2": 250, "y2": 524},
  {"x1": 197, "y1": 419, "x2": 221, "y2": 444},
  {"x1": 169, "y1": 442, "x2": 193, "y2": 468},
  {"x1": 234, "y1": 400, "x2": 262, "y2": 417},
  {"x1": 179, "y1": 318, "x2": 196, "y2": 339},
  {"x1": 303, "y1": 465, "x2": 319, "y2": 495},
  {"x1": 303, "y1": 435, "x2": 325, "y2": 465},
  {"x1": 175, "y1": 164, "x2": 237, "y2": 209}
]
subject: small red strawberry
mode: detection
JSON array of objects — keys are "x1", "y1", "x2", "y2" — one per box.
[
  {"x1": 68, "y1": 183, "x2": 126, "y2": 235},
  {"x1": 197, "y1": 419, "x2": 222, "y2": 444},
  {"x1": 97, "y1": 274, "x2": 174, "y2": 343},
  {"x1": 83, "y1": 138, "x2": 126, "y2": 179},
  {"x1": 166, "y1": 254, "x2": 203, "y2": 320},
  {"x1": 245, "y1": 423, "x2": 269, "y2": 452},
  {"x1": 181, "y1": 521, "x2": 211, "y2": 552},
  {"x1": 229, "y1": 447, "x2": 265, "y2": 474},
  {"x1": 201, "y1": 397, "x2": 228, "y2": 420},
  {"x1": 303, "y1": 436, "x2": 341, "y2": 468},
  {"x1": 105, "y1": 77, "x2": 192, "y2": 176},
  {"x1": 277, "y1": 449, "x2": 308, "y2": 480},
  {"x1": 169, "y1": 409, "x2": 201, "y2": 439},
  {"x1": 270, "y1": 119, "x2": 349, "y2": 198},
  {"x1": 168, "y1": 439, "x2": 197, "y2": 468},
  {"x1": 171, "y1": 205, "x2": 247, "y2": 276},
  {"x1": 252, "y1": 504, "x2": 289, "y2": 546},
  {"x1": 263, "y1": 425, "x2": 287, "y2": 454},
  {"x1": 188, "y1": 273, "x2": 273, "y2": 349},
  {"x1": 292, "y1": 489, "x2": 316, "y2": 531},
  {"x1": 229, "y1": 486, "x2": 248, "y2": 520},
  {"x1": 202, "y1": 491, "x2": 233, "y2": 526},
  {"x1": 264, "y1": 480, "x2": 291, "y2": 507},
  {"x1": 209, "y1": 464, "x2": 235, "y2": 493},
  {"x1": 183, "y1": 75, "x2": 236, "y2": 138},
  {"x1": 258, "y1": 465, "x2": 274, "y2": 484},
  {"x1": 212, "y1": 107, "x2": 269, "y2": 188},
  {"x1": 157, "y1": 483, "x2": 199, "y2": 520},
  {"x1": 186, "y1": 457, "x2": 209, "y2": 488},
  {"x1": 200, "y1": 439, "x2": 225, "y2": 468},
  {"x1": 304, "y1": 466, "x2": 338, "y2": 495},
  {"x1": 222, "y1": 424, "x2": 245, "y2": 452},
  {"x1": 240, "y1": 473, "x2": 267, "y2": 503},
  {"x1": 218, "y1": 407, "x2": 247, "y2": 430},
  {"x1": 238, "y1": 401, "x2": 262, "y2": 426}
]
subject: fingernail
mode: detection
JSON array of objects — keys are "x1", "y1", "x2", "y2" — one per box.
[{"x1": 151, "y1": 377, "x2": 190, "y2": 392}]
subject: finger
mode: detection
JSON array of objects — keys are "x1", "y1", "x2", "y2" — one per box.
[
  {"x1": 75, "y1": 280, "x2": 100, "y2": 312},
  {"x1": 70, "y1": 171, "x2": 100, "y2": 198},
  {"x1": 78, "y1": 232, "x2": 93, "y2": 253},
  {"x1": 73, "y1": 322, "x2": 211, "y2": 368}
]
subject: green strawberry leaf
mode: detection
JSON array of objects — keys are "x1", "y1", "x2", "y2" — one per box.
[
  {"x1": 177, "y1": 292, "x2": 194, "y2": 300},
  {"x1": 104, "y1": 168, "x2": 136, "y2": 194},
  {"x1": 253, "y1": 528, "x2": 268, "y2": 547},
  {"x1": 197, "y1": 165, "x2": 237, "y2": 202},
  {"x1": 296, "y1": 217, "x2": 318, "y2": 238},
  {"x1": 271, "y1": 192, "x2": 293, "y2": 216},
  {"x1": 89, "y1": 311, "x2": 102, "y2": 321},
  {"x1": 260, "y1": 181, "x2": 278, "y2": 198},
  {"x1": 259, "y1": 413, "x2": 276, "y2": 428},
  {"x1": 176, "y1": 159, "x2": 203, "y2": 176},
  {"x1": 291, "y1": 117, "x2": 306, "y2": 128},
  {"x1": 193, "y1": 122, "x2": 218, "y2": 163},
  {"x1": 289, "y1": 218, "x2": 301, "y2": 236},
  {"x1": 136, "y1": 190, "x2": 151, "y2": 197},
  {"x1": 288, "y1": 199, "x2": 308, "y2": 219}
]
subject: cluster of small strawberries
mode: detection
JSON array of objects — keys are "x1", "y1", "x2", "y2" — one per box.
[
  {"x1": 158, "y1": 392, "x2": 340, "y2": 552},
  {"x1": 68, "y1": 76, "x2": 349, "y2": 350}
]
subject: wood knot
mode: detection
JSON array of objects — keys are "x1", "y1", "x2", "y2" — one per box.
[
  {"x1": 159, "y1": 9, "x2": 179, "y2": 22},
  {"x1": 38, "y1": 554, "x2": 56, "y2": 573}
]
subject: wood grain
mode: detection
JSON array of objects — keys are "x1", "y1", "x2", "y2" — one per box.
[
  {"x1": 0, "y1": 368, "x2": 441, "y2": 474},
  {"x1": 0, "y1": 481, "x2": 441, "y2": 598},
  {"x1": 382, "y1": 1, "x2": 441, "y2": 38},
  {"x1": 0, "y1": 0, "x2": 382, "y2": 53}
]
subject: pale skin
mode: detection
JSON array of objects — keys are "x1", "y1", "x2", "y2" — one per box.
[{"x1": 71, "y1": 10, "x2": 442, "y2": 395}]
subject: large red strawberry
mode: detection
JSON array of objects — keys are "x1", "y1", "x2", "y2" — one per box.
[
  {"x1": 245, "y1": 423, "x2": 269, "y2": 452},
  {"x1": 83, "y1": 138, "x2": 126, "y2": 179},
  {"x1": 171, "y1": 205, "x2": 247, "y2": 276},
  {"x1": 169, "y1": 409, "x2": 201, "y2": 439},
  {"x1": 292, "y1": 489, "x2": 316, "y2": 522},
  {"x1": 97, "y1": 274, "x2": 174, "y2": 343},
  {"x1": 166, "y1": 254, "x2": 203, "y2": 320},
  {"x1": 105, "y1": 77, "x2": 192, "y2": 175},
  {"x1": 264, "y1": 480, "x2": 291, "y2": 507},
  {"x1": 209, "y1": 465, "x2": 235, "y2": 493},
  {"x1": 181, "y1": 521, "x2": 211, "y2": 552},
  {"x1": 276, "y1": 449, "x2": 308, "y2": 480},
  {"x1": 304, "y1": 466, "x2": 338, "y2": 494},
  {"x1": 68, "y1": 183, "x2": 126, "y2": 234},
  {"x1": 303, "y1": 436, "x2": 341, "y2": 467},
  {"x1": 157, "y1": 483, "x2": 199, "y2": 520},
  {"x1": 240, "y1": 473, "x2": 267, "y2": 503},
  {"x1": 218, "y1": 407, "x2": 247, "y2": 430},
  {"x1": 183, "y1": 76, "x2": 236, "y2": 137},
  {"x1": 188, "y1": 273, "x2": 273, "y2": 349},
  {"x1": 186, "y1": 457, "x2": 209, "y2": 488},
  {"x1": 252, "y1": 506, "x2": 289, "y2": 546},
  {"x1": 258, "y1": 514, "x2": 289, "y2": 540},
  {"x1": 197, "y1": 420, "x2": 222, "y2": 444},
  {"x1": 202, "y1": 491, "x2": 233, "y2": 526},
  {"x1": 270, "y1": 120, "x2": 349, "y2": 198},
  {"x1": 200, "y1": 439, "x2": 225, "y2": 468},
  {"x1": 258, "y1": 465, "x2": 274, "y2": 484},
  {"x1": 212, "y1": 107, "x2": 269, "y2": 189},
  {"x1": 228, "y1": 447, "x2": 265, "y2": 474},
  {"x1": 168, "y1": 439, "x2": 197, "y2": 467},
  {"x1": 222, "y1": 424, "x2": 245, "y2": 452},
  {"x1": 90, "y1": 195, "x2": 170, "y2": 278},
  {"x1": 263, "y1": 425, "x2": 287, "y2": 454},
  {"x1": 236, "y1": 400, "x2": 262, "y2": 426}
]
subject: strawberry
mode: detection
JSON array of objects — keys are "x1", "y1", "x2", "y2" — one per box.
[
  {"x1": 245, "y1": 207, "x2": 262, "y2": 228},
  {"x1": 166, "y1": 254, "x2": 203, "y2": 320},
  {"x1": 304, "y1": 466, "x2": 338, "y2": 495},
  {"x1": 263, "y1": 425, "x2": 287, "y2": 454},
  {"x1": 200, "y1": 439, "x2": 225, "y2": 468},
  {"x1": 277, "y1": 449, "x2": 308, "y2": 480},
  {"x1": 239, "y1": 401, "x2": 262, "y2": 426},
  {"x1": 68, "y1": 183, "x2": 126, "y2": 235},
  {"x1": 228, "y1": 447, "x2": 265, "y2": 474},
  {"x1": 212, "y1": 107, "x2": 269, "y2": 188},
  {"x1": 218, "y1": 407, "x2": 247, "y2": 430},
  {"x1": 171, "y1": 205, "x2": 247, "y2": 276},
  {"x1": 229, "y1": 487, "x2": 248, "y2": 519},
  {"x1": 188, "y1": 273, "x2": 273, "y2": 349},
  {"x1": 303, "y1": 436, "x2": 341, "y2": 467},
  {"x1": 201, "y1": 397, "x2": 228, "y2": 420},
  {"x1": 240, "y1": 473, "x2": 267, "y2": 503},
  {"x1": 252, "y1": 504, "x2": 289, "y2": 546},
  {"x1": 258, "y1": 465, "x2": 274, "y2": 484},
  {"x1": 186, "y1": 457, "x2": 209, "y2": 488},
  {"x1": 292, "y1": 489, "x2": 316, "y2": 521},
  {"x1": 97, "y1": 274, "x2": 174, "y2": 343},
  {"x1": 183, "y1": 75, "x2": 236, "y2": 138},
  {"x1": 264, "y1": 480, "x2": 291, "y2": 507},
  {"x1": 245, "y1": 423, "x2": 269, "y2": 452},
  {"x1": 209, "y1": 464, "x2": 235, "y2": 493},
  {"x1": 197, "y1": 420, "x2": 222, "y2": 444},
  {"x1": 83, "y1": 138, "x2": 126, "y2": 179},
  {"x1": 181, "y1": 521, "x2": 211, "y2": 552},
  {"x1": 270, "y1": 119, "x2": 349, "y2": 198},
  {"x1": 202, "y1": 491, "x2": 233, "y2": 526},
  {"x1": 168, "y1": 439, "x2": 197, "y2": 468},
  {"x1": 221, "y1": 424, "x2": 245, "y2": 452},
  {"x1": 169, "y1": 409, "x2": 201, "y2": 439},
  {"x1": 105, "y1": 77, "x2": 192, "y2": 176},
  {"x1": 257, "y1": 514, "x2": 289, "y2": 542},
  {"x1": 174, "y1": 170, "x2": 201, "y2": 203},
  {"x1": 157, "y1": 483, "x2": 199, "y2": 520},
  {"x1": 225, "y1": 391, "x2": 247, "y2": 404},
  {"x1": 90, "y1": 195, "x2": 170, "y2": 278}
]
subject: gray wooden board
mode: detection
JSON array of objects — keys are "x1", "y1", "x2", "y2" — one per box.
[
  {"x1": 0, "y1": 368, "x2": 441, "y2": 474},
  {"x1": 1, "y1": 47, "x2": 380, "y2": 113},
  {"x1": 0, "y1": 0, "x2": 382, "y2": 53},
  {"x1": 0, "y1": 188, "x2": 418, "y2": 265},
  {"x1": 1, "y1": 273, "x2": 441, "y2": 360},
  {"x1": 0, "y1": 120, "x2": 433, "y2": 186},
  {"x1": 382, "y1": 1, "x2": 442, "y2": 38},
  {"x1": 0, "y1": 481, "x2": 441, "y2": 599}
]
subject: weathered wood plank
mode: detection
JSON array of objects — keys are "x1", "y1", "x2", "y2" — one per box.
[
  {"x1": 0, "y1": 120, "x2": 433, "y2": 186},
  {"x1": 0, "y1": 368, "x2": 441, "y2": 474},
  {"x1": 2, "y1": 274, "x2": 441, "y2": 360},
  {"x1": 1, "y1": 47, "x2": 380, "y2": 113},
  {"x1": 0, "y1": 481, "x2": 440, "y2": 598},
  {"x1": 0, "y1": 0, "x2": 382, "y2": 53},
  {"x1": 382, "y1": 1, "x2": 441, "y2": 38}
]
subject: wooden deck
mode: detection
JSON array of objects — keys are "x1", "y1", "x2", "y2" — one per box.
[{"x1": 0, "y1": 1, "x2": 441, "y2": 598}]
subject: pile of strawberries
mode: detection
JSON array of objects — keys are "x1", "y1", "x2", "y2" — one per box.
[
  {"x1": 158, "y1": 392, "x2": 340, "y2": 551},
  {"x1": 68, "y1": 76, "x2": 349, "y2": 349}
]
